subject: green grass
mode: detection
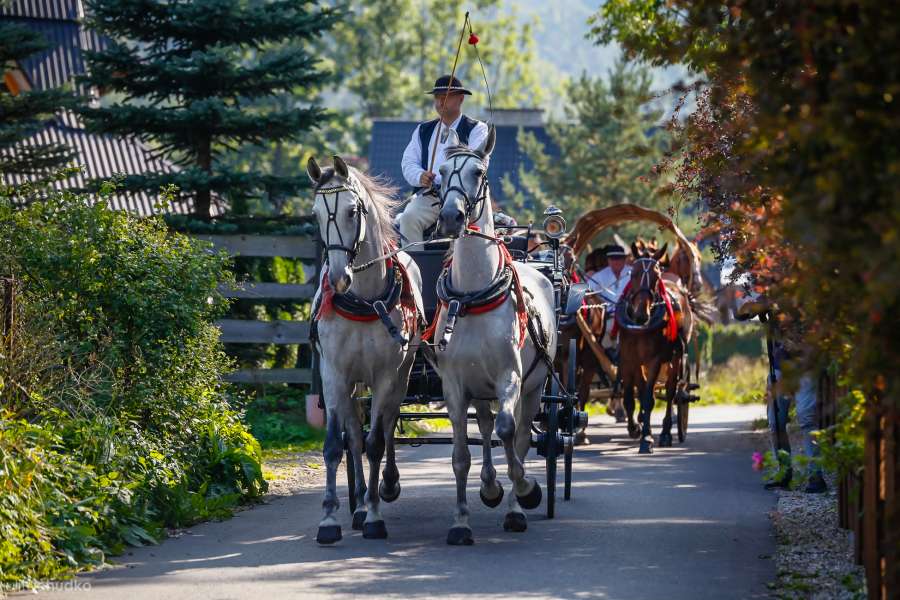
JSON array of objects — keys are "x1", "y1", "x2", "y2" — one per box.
[{"x1": 698, "y1": 355, "x2": 767, "y2": 405}]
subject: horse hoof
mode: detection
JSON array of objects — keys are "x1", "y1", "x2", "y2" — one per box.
[
  {"x1": 615, "y1": 408, "x2": 627, "y2": 423},
  {"x1": 503, "y1": 512, "x2": 528, "y2": 533},
  {"x1": 480, "y1": 482, "x2": 504, "y2": 508},
  {"x1": 351, "y1": 510, "x2": 367, "y2": 531},
  {"x1": 447, "y1": 527, "x2": 474, "y2": 546},
  {"x1": 660, "y1": 433, "x2": 673, "y2": 447},
  {"x1": 316, "y1": 525, "x2": 342, "y2": 545},
  {"x1": 516, "y1": 480, "x2": 542, "y2": 510},
  {"x1": 627, "y1": 424, "x2": 641, "y2": 439},
  {"x1": 379, "y1": 480, "x2": 401, "y2": 503},
  {"x1": 575, "y1": 432, "x2": 591, "y2": 446},
  {"x1": 639, "y1": 439, "x2": 654, "y2": 454},
  {"x1": 363, "y1": 520, "x2": 388, "y2": 539}
]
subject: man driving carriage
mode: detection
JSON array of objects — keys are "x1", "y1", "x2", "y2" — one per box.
[{"x1": 395, "y1": 74, "x2": 489, "y2": 242}]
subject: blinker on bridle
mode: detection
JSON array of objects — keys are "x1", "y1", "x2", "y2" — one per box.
[
  {"x1": 439, "y1": 150, "x2": 489, "y2": 229},
  {"x1": 316, "y1": 180, "x2": 368, "y2": 266}
]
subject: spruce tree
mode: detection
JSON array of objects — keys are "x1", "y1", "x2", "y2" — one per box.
[
  {"x1": 0, "y1": 22, "x2": 76, "y2": 191},
  {"x1": 79, "y1": 0, "x2": 338, "y2": 218},
  {"x1": 506, "y1": 60, "x2": 670, "y2": 226}
]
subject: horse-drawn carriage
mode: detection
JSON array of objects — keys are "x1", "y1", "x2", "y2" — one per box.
[
  {"x1": 560, "y1": 204, "x2": 704, "y2": 449},
  {"x1": 307, "y1": 135, "x2": 589, "y2": 545}
]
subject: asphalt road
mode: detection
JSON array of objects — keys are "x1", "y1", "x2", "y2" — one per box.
[{"x1": 30, "y1": 405, "x2": 775, "y2": 600}]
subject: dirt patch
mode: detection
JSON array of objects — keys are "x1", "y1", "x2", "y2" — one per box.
[{"x1": 262, "y1": 449, "x2": 325, "y2": 497}]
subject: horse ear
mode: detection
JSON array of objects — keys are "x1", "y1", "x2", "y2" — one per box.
[
  {"x1": 307, "y1": 156, "x2": 322, "y2": 184},
  {"x1": 333, "y1": 155, "x2": 349, "y2": 179},
  {"x1": 477, "y1": 124, "x2": 496, "y2": 157},
  {"x1": 631, "y1": 241, "x2": 641, "y2": 258},
  {"x1": 653, "y1": 242, "x2": 669, "y2": 262}
]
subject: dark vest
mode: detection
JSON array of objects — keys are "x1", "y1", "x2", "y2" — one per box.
[{"x1": 418, "y1": 115, "x2": 479, "y2": 171}]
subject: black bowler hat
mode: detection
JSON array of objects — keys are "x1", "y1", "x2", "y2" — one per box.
[
  {"x1": 425, "y1": 74, "x2": 472, "y2": 96},
  {"x1": 603, "y1": 244, "x2": 627, "y2": 257}
]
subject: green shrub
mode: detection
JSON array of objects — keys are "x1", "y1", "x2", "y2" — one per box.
[
  {"x1": 0, "y1": 182, "x2": 266, "y2": 589},
  {"x1": 696, "y1": 321, "x2": 765, "y2": 366}
]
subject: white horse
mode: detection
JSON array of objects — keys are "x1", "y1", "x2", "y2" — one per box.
[
  {"x1": 307, "y1": 156, "x2": 423, "y2": 544},
  {"x1": 429, "y1": 127, "x2": 557, "y2": 545}
]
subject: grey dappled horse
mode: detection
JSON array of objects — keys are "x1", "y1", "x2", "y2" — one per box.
[
  {"x1": 430, "y1": 126, "x2": 557, "y2": 545},
  {"x1": 307, "y1": 156, "x2": 423, "y2": 544}
]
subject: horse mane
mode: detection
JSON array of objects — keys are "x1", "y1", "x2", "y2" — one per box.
[{"x1": 314, "y1": 166, "x2": 400, "y2": 246}]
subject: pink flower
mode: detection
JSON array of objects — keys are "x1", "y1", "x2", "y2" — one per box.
[{"x1": 751, "y1": 451, "x2": 764, "y2": 471}]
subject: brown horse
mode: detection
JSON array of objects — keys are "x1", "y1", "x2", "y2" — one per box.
[{"x1": 616, "y1": 242, "x2": 694, "y2": 454}]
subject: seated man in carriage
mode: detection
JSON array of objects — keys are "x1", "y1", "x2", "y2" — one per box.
[
  {"x1": 395, "y1": 75, "x2": 490, "y2": 242},
  {"x1": 584, "y1": 244, "x2": 632, "y2": 351}
]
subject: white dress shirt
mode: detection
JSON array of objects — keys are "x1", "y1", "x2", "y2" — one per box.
[
  {"x1": 586, "y1": 265, "x2": 632, "y2": 303},
  {"x1": 401, "y1": 114, "x2": 489, "y2": 188}
]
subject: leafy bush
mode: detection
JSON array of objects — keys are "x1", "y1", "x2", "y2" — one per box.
[{"x1": 0, "y1": 182, "x2": 266, "y2": 589}]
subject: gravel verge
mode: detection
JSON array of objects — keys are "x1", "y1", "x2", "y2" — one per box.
[{"x1": 769, "y1": 474, "x2": 866, "y2": 599}]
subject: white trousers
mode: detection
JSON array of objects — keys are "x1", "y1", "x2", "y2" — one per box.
[{"x1": 395, "y1": 191, "x2": 441, "y2": 243}]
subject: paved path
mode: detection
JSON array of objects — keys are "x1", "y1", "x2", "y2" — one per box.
[{"x1": 32, "y1": 405, "x2": 775, "y2": 600}]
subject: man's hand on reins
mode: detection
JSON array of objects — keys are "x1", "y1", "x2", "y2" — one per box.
[{"x1": 419, "y1": 171, "x2": 435, "y2": 188}]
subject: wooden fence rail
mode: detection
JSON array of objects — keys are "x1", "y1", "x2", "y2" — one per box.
[{"x1": 192, "y1": 233, "x2": 320, "y2": 386}]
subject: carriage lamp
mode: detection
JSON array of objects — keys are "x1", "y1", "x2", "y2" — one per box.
[{"x1": 542, "y1": 205, "x2": 566, "y2": 239}]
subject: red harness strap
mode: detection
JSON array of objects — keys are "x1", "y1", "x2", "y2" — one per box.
[
  {"x1": 422, "y1": 230, "x2": 529, "y2": 349},
  {"x1": 316, "y1": 252, "x2": 419, "y2": 338}
]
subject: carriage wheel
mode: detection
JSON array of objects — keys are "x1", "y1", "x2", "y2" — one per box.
[
  {"x1": 677, "y1": 355, "x2": 691, "y2": 443},
  {"x1": 545, "y1": 379, "x2": 559, "y2": 519},
  {"x1": 564, "y1": 338, "x2": 576, "y2": 501}
]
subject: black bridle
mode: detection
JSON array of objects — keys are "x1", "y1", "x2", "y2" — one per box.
[
  {"x1": 439, "y1": 150, "x2": 489, "y2": 227},
  {"x1": 629, "y1": 257, "x2": 661, "y2": 306},
  {"x1": 315, "y1": 180, "x2": 368, "y2": 266}
]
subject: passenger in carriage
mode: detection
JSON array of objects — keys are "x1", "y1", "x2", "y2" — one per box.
[
  {"x1": 585, "y1": 244, "x2": 632, "y2": 303},
  {"x1": 584, "y1": 244, "x2": 633, "y2": 362},
  {"x1": 395, "y1": 74, "x2": 489, "y2": 242}
]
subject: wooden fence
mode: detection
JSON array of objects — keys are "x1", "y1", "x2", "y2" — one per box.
[
  {"x1": 820, "y1": 372, "x2": 898, "y2": 599},
  {"x1": 193, "y1": 234, "x2": 319, "y2": 386}
]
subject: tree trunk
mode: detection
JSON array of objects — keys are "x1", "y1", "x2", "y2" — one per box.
[{"x1": 195, "y1": 139, "x2": 212, "y2": 219}]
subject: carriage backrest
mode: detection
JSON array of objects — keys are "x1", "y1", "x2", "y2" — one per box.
[{"x1": 406, "y1": 242, "x2": 451, "y2": 321}]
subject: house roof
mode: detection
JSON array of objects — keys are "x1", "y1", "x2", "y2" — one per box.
[
  {"x1": 2, "y1": 111, "x2": 196, "y2": 215},
  {"x1": 0, "y1": 0, "x2": 81, "y2": 21},
  {"x1": 0, "y1": 0, "x2": 217, "y2": 216},
  {"x1": 2, "y1": 16, "x2": 107, "y2": 92},
  {"x1": 368, "y1": 118, "x2": 557, "y2": 207}
]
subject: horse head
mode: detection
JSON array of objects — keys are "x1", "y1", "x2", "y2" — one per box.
[
  {"x1": 308, "y1": 155, "x2": 368, "y2": 294},
  {"x1": 627, "y1": 241, "x2": 668, "y2": 325},
  {"x1": 436, "y1": 124, "x2": 496, "y2": 238}
]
